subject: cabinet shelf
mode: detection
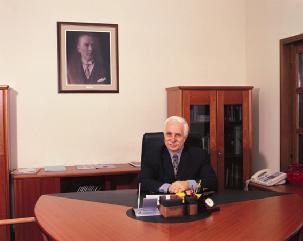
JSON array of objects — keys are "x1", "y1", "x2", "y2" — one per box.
[
  {"x1": 190, "y1": 120, "x2": 210, "y2": 124},
  {"x1": 224, "y1": 154, "x2": 243, "y2": 159}
]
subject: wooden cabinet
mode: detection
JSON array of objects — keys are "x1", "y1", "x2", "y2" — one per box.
[
  {"x1": 12, "y1": 164, "x2": 140, "y2": 241},
  {"x1": 166, "y1": 86, "x2": 253, "y2": 191},
  {"x1": 14, "y1": 177, "x2": 60, "y2": 241},
  {"x1": 0, "y1": 86, "x2": 10, "y2": 241}
]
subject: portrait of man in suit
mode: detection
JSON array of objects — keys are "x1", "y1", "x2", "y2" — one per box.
[{"x1": 66, "y1": 31, "x2": 111, "y2": 85}]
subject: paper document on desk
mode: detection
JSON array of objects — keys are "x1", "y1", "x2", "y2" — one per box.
[{"x1": 146, "y1": 194, "x2": 170, "y2": 205}]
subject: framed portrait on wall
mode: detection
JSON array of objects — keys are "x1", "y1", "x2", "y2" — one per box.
[{"x1": 57, "y1": 22, "x2": 119, "y2": 93}]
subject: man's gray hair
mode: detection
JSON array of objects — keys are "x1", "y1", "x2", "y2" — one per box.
[{"x1": 164, "y1": 116, "x2": 189, "y2": 137}]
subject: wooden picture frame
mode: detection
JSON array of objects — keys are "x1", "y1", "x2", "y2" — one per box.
[{"x1": 57, "y1": 22, "x2": 119, "y2": 93}]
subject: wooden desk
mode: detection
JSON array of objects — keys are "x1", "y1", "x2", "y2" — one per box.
[
  {"x1": 12, "y1": 164, "x2": 140, "y2": 241},
  {"x1": 34, "y1": 190, "x2": 303, "y2": 241}
]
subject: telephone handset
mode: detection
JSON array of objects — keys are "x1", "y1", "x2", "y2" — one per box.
[{"x1": 250, "y1": 169, "x2": 287, "y2": 186}]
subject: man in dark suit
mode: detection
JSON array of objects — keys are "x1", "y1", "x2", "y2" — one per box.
[
  {"x1": 67, "y1": 33, "x2": 110, "y2": 85},
  {"x1": 139, "y1": 116, "x2": 217, "y2": 193}
]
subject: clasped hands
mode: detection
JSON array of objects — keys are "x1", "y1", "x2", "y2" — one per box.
[{"x1": 168, "y1": 180, "x2": 189, "y2": 193}]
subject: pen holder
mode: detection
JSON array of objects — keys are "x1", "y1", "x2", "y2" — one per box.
[
  {"x1": 159, "y1": 195, "x2": 184, "y2": 218},
  {"x1": 184, "y1": 195, "x2": 198, "y2": 216}
]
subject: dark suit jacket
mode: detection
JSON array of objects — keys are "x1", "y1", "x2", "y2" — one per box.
[
  {"x1": 139, "y1": 144, "x2": 217, "y2": 193},
  {"x1": 67, "y1": 54, "x2": 110, "y2": 85}
]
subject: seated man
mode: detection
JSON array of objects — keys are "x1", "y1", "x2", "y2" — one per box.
[{"x1": 139, "y1": 116, "x2": 217, "y2": 193}]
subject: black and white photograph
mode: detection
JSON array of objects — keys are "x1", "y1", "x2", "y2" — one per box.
[{"x1": 57, "y1": 22, "x2": 119, "y2": 93}]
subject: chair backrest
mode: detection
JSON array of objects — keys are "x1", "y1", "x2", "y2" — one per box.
[{"x1": 141, "y1": 132, "x2": 202, "y2": 162}]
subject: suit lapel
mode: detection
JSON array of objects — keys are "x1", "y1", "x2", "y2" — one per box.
[
  {"x1": 161, "y1": 147, "x2": 175, "y2": 180},
  {"x1": 177, "y1": 147, "x2": 192, "y2": 179}
]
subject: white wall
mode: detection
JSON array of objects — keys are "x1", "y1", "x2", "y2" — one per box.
[
  {"x1": 246, "y1": 0, "x2": 303, "y2": 172},
  {"x1": 0, "y1": 0, "x2": 247, "y2": 168}
]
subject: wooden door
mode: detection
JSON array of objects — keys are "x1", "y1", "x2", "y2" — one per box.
[{"x1": 280, "y1": 34, "x2": 303, "y2": 171}]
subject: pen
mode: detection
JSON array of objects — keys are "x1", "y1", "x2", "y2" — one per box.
[
  {"x1": 196, "y1": 180, "x2": 202, "y2": 193},
  {"x1": 137, "y1": 183, "x2": 141, "y2": 209}
]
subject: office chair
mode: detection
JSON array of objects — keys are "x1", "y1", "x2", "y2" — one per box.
[{"x1": 141, "y1": 132, "x2": 203, "y2": 162}]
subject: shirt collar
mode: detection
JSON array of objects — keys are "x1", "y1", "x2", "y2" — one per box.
[
  {"x1": 168, "y1": 147, "x2": 184, "y2": 160},
  {"x1": 81, "y1": 59, "x2": 94, "y2": 65}
]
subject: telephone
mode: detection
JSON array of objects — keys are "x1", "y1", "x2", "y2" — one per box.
[{"x1": 250, "y1": 169, "x2": 287, "y2": 186}]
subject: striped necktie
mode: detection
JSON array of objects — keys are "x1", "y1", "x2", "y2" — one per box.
[
  {"x1": 84, "y1": 64, "x2": 91, "y2": 79},
  {"x1": 172, "y1": 154, "x2": 179, "y2": 177}
]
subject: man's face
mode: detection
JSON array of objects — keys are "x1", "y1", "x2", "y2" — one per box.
[
  {"x1": 77, "y1": 35, "x2": 95, "y2": 62},
  {"x1": 164, "y1": 122, "x2": 187, "y2": 153}
]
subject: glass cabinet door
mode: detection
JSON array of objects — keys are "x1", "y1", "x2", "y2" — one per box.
[
  {"x1": 224, "y1": 104, "x2": 243, "y2": 189},
  {"x1": 189, "y1": 105, "x2": 210, "y2": 153}
]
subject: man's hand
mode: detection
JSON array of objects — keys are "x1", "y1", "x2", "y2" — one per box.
[{"x1": 168, "y1": 180, "x2": 189, "y2": 193}]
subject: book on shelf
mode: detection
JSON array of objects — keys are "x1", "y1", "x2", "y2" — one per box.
[
  {"x1": 76, "y1": 164, "x2": 116, "y2": 170},
  {"x1": 44, "y1": 165, "x2": 66, "y2": 172},
  {"x1": 128, "y1": 161, "x2": 141, "y2": 167},
  {"x1": 12, "y1": 168, "x2": 40, "y2": 175}
]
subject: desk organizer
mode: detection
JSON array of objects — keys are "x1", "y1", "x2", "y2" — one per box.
[
  {"x1": 159, "y1": 191, "x2": 219, "y2": 218},
  {"x1": 159, "y1": 195, "x2": 184, "y2": 217},
  {"x1": 184, "y1": 195, "x2": 198, "y2": 216}
]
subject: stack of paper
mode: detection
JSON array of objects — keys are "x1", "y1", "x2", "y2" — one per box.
[
  {"x1": 44, "y1": 165, "x2": 66, "y2": 172},
  {"x1": 12, "y1": 168, "x2": 39, "y2": 175},
  {"x1": 76, "y1": 164, "x2": 116, "y2": 170}
]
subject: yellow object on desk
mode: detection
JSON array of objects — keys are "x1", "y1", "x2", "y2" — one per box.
[{"x1": 175, "y1": 192, "x2": 201, "y2": 201}]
